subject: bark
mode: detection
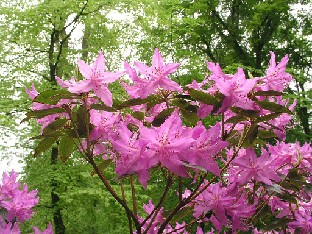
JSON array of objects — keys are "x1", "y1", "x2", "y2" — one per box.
[{"x1": 50, "y1": 146, "x2": 66, "y2": 234}]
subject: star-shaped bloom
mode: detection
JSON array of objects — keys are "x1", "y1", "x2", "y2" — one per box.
[
  {"x1": 182, "y1": 123, "x2": 228, "y2": 175},
  {"x1": 233, "y1": 148, "x2": 280, "y2": 185},
  {"x1": 140, "y1": 110, "x2": 194, "y2": 177},
  {"x1": 133, "y1": 48, "x2": 182, "y2": 97},
  {"x1": 260, "y1": 51, "x2": 292, "y2": 92},
  {"x1": 208, "y1": 63, "x2": 257, "y2": 112},
  {"x1": 67, "y1": 51, "x2": 123, "y2": 107}
]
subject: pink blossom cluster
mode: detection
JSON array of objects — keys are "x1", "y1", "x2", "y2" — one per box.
[
  {"x1": 0, "y1": 171, "x2": 53, "y2": 233},
  {"x1": 26, "y1": 48, "x2": 311, "y2": 233}
]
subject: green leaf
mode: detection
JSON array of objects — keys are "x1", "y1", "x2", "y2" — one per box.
[
  {"x1": 23, "y1": 107, "x2": 65, "y2": 122},
  {"x1": 263, "y1": 217, "x2": 293, "y2": 231},
  {"x1": 74, "y1": 106, "x2": 91, "y2": 137},
  {"x1": 230, "y1": 107, "x2": 259, "y2": 118},
  {"x1": 181, "y1": 108, "x2": 198, "y2": 126},
  {"x1": 225, "y1": 115, "x2": 248, "y2": 124},
  {"x1": 34, "y1": 136, "x2": 58, "y2": 157},
  {"x1": 266, "y1": 184, "x2": 283, "y2": 194},
  {"x1": 152, "y1": 108, "x2": 175, "y2": 127},
  {"x1": 91, "y1": 159, "x2": 113, "y2": 176},
  {"x1": 256, "y1": 101, "x2": 292, "y2": 114},
  {"x1": 34, "y1": 89, "x2": 77, "y2": 105},
  {"x1": 58, "y1": 136, "x2": 75, "y2": 162},
  {"x1": 90, "y1": 104, "x2": 116, "y2": 112},
  {"x1": 188, "y1": 89, "x2": 219, "y2": 105},
  {"x1": 170, "y1": 207, "x2": 193, "y2": 224},
  {"x1": 254, "y1": 90, "x2": 283, "y2": 96},
  {"x1": 242, "y1": 124, "x2": 258, "y2": 147},
  {"x1": 258, "y1": 130, "x2": 278, "y2": 139},
  {"x1": 146, "y1": 95, "x2": 164, "y2": 110},
  {"x1": 255, "y1": 113, "x2": 282, "y2": 123},
  {"x1": 275, "y1": 191, "x2": 298, "y2": 204},
  {"x1": 131, "y1": 111, "x2": 145, "y2": 121},
  {"x1": 43, "y1": 118, "x2": 68, "y2": 135},
  {"x1": 116, "y1": 97, "x2": 149, "y2": 109}
]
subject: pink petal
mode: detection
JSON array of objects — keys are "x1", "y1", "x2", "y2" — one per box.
[
  {"x1": 77, "y1": 59, "x2": 92, "y2": 79},
  {"x1": 68, "y1": 79, "x2": 92, "y2": 93},
  {"x1": 152, "y1": 48, "x2": 164, "y2": 68}
]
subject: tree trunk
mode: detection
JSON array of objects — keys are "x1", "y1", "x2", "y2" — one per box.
[{"x1": 51, "y1": 146, "x2": 66, "y2": 234}]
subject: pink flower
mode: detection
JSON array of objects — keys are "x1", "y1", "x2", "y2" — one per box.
[
  {"x1": 207, "y1": 63, "x2": 257, "y2": 113},
  {"x1": 122, "y1": 61, "x2": 149, "y2": 98},
  {"x1": 182, "y1": 123, "x2": 228, "y2": 175},
  {"x1": 259, "y1": 51, "x2": 292, "y2": 92},
  {"x1": 33, "y1": 223, "x2": 53, "y2": 234},
  {"x1": 288, "y1": 209, "x2": 312, "y2": 233},
  {"x1": 67, "y1": 51, "x2": 123, "y2": 107},
  {"x1": 232, "y1": 148, "x2": 280, "y2": 185},
  {"x1": 133, "y1": 48, "x2": 182, "y2": 97},
  {"x1": 140, "y1": 110, "x2": 194, "y2": 177},
  {"x1": 111, "y1": 123, "x2": 157, "y2": 188},
  {"x1": 89, "y1": 109, "x2": 121, "y2": 141},
  {"x1": 193, "y1": 182, "x2": 236, "y2": 231},
  {"x1": 0, "y1": 218, "x2": 20, "y2": 234}
]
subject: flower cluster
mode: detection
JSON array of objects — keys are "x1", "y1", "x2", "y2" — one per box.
[
  {"x1": 26, "y1": 48, "x2": 311, "y2": 233},
  {"x1": 0, "y1": 171, "x2": 53, "y2": 233}
]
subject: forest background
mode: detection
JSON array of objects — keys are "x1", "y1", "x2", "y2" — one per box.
[{"x1": 0, "y1": 0, "x2": 311, "y2": 233}]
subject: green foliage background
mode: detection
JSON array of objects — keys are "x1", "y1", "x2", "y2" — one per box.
[{"x1": 0, "y1": 0, "x2": 311, "y2": 233}]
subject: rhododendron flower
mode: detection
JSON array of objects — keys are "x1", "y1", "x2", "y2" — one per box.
[
  {"x1": 140, "y1": 110, "x2": 194, "y2": 177},
  {"x1": 182, "y1": 123, "x2": 228, "y2": 175},
  {"x1": 67, "y1": 51, "x2": 123, "y2": 106},
  {"x1": 232, "y1": 148, "x2": 280, "y2": 185},
  {"x1": 207, "y1": 63, "x2": 257, "y2": 112},
  {"x1": 55, "y1": 76, "x2": 77, "y2": 88},
  {"x1": 134, "y1": 48, "x2": 182, "y2": 97},
  {"x1": 288, "y1": 209, "x2": 312, "y2": 233},
  {"x1": 33, "y1": 223, "x2": 53, "y2": 234},
  {"x1": 0, "y1": 218, "x2": 20, "y2": 234},
  {"x1": 111, "y1": 123, "x2": 157, "y2": 188},
  {"x1": 259, "y1": 51, "x2": 292, "y2": 92},
  {"x1": 122, "y1": 61, "x2": 149, "y2": 98},
  {"x1": 89, "y1": 109, "x2": 121, "y2": 141},
  {"x1": 193, "y1": 182, "x2": 236, "y2": 231}
]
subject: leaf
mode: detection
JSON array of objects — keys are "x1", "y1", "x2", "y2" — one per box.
[
  {"x1": 58, "y1": 136, "x2": 75, "y2": 162},
  {"x1": 242, "y1": 124, "x2": 258, "y2": 147},
  {"x1": 256, "y1": 101, "x2": 292, "y2": 114},
  {"x1": 225, "y1": 115, "x2": 248, "y2": 124},
  {"x1": 266, "y1": 184, "x2": 284, "y2": 194},
  {"x1": 170, "y1": 207, "x2": 193, "y2": 224},
  {"x1": 254, "y1": 90, "x2": 283, "y2": 96},
  {"x1": 275, "y1": 191, "x2": 298, "y2": 204},
  {"x1": 34, "y1": 137, "x2": 58, "y2": 157},
  {"x1": 43, "y1": 118, "x2": 68, "y2": 135},
  {"x1": 91, "y1": 159, "x2": 113, "y2": 176},
  {"x1": 131, "y1": 111, "x2": 145, "y2": 121},
  {"x1": 23, "y1": 107, "x2": 65, "y2": 122},
  {"x1": 116, "y1": 97, "x2": 149, "y2": 109},
  {"x1": 263, "y1": 217, "x2": 293, "y2": 231},
  {"x1": 280, "y1": 169, "x2": 306, "y2": 192},
  {"x1": 181, "y1": 108, "x2": 198, "y2": 126},
  {"x1": 90, "y1": 104, "x2": 116, "y2": 112},
  {"x1": 146, "y1": 95, "x2": 164, "y2": 110},
  {"x1": 75, "y1": 106, "x2": 91, "y2": 137},
  {"x1": 188, "y1": 89, "x2": 219, "y2": 105},
  {"x1": 255, "y1": 113, "x2": 282, "y2": 123},
  {"x1": 151, "y1": 108, "x2": 175, "y2": 127},
  {"x1": 34, "y1": 90, "x2": 77, "y2": 105},
  {"x1": 230, "y1": 107, "x2": 258, "y2": 118},
  {"x1": 257, "y1": 130, "x2": 278, "y2": 139}
]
